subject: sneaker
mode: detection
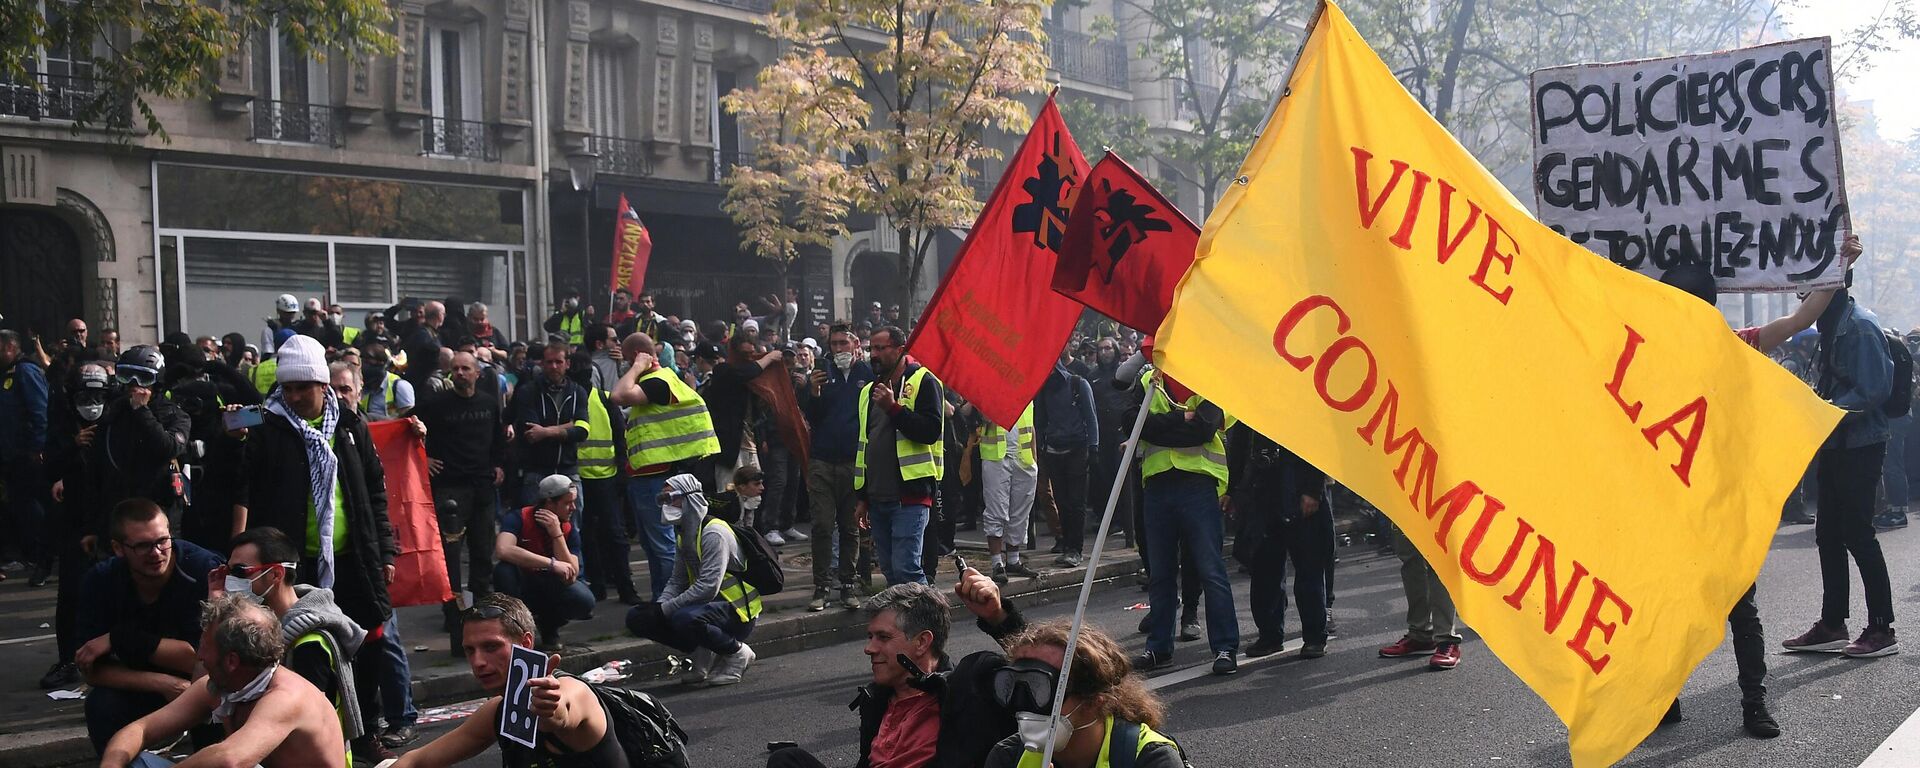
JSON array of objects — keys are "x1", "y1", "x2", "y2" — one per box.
[
  {"x1": 1660, "y1": 700, "x2": 1683, "y2": 726},
  {"x1": 1743, "y1": 699, "x2": 1780, "y2": 738},
  {"x1": 1325, "y1": 617, "x2": 1340, "y2": 639},
  {"x1": 1055, "y1": 554, "x2": 1084, "y2": 568},
  {"x1": 1842, "y1": 625, "x2": 1899, "y2": 658},
  {"x1": 1782, "y1": 508, "x2": 1817, "y2": 525},
  {"x1": 1006, "y1": 562, "x2": 1039, "y2": 579},
  {"x1": 351, "y1": 735, "x2": 397, "y2": 766},
  {"x1": 1782, "y1": 621, "x2": 1850, "y2": 652},
  {"x1": 840, "y1": 588, "x2": 861, "y2": 610},
  {"x1": 1211, "y1": 650, "x2": 1238, "y2": 675},
  {"x1": 991, "y1": 564, "x2": 1009, "y2": 585},
  {"x1": 538, "y1": 628, "x2": 562, "y2": 652},
  {"x1": 781, "y1": 527, "x2": 810, "y2": 542},
  {"x1": 1874, "y1": 510, "x2": 1909, "y2": 532},
  {"x1": 27, "y1": 563, "x2": 50, "y2": 587},
  {"x1": 379, "y1": 725, "x2": 419, "y2": 749},
  {"x1": 1379, "y1": 635, "x2": 1438, "y2": 658},
  {"x1": 708, "y1": 643, "x2": 756, "y2": 686},
  {"x1": 38, "y1": 661, "x2": 80, "y2": 690},
  {"x1": 808, "y1": 592, "x2": 828, "y2": 612},
  {"x1": 1244, "y1": 636, "x2": 1286, "y2": 658},
  {"x1": 1427, "y1": 642, "x2": 1461, "y2": 671},
  {"x1": 1178, "y1": 621, "x2": 1202, "y2": 642},
  {"x1": 1299, "y1": 643, "x2": 1327, "y2": 659},
  {"x1": 683, "y1": 647, "x2": 715, "y2": 685},
  {"x1": 1131, "y1": 650, "x2": 1172, "y2": 673},
  {"x1": 765, "y1": 531, "x2": 788, "y2": 546}
]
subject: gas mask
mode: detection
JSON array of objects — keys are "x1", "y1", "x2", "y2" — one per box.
[
  {"x1": 992, "y1": 657, "x2": 1093, "y2": 753},
  {"x1": 833, "y1": 351, "x2": 855, "y2": 371}
]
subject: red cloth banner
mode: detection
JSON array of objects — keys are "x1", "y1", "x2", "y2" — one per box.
[
  {"x1": 748, "y1": 360, "x2": 811, "y2": 469},
  {"x1": 906, "y1": 95, "x2": 1090, "y2": 428},
  {"x1": 1054, "y1": 151, "x2": 1200, "y2": 333},
  {"x1": 367, "y1": 420, "x2": 455, "y2": 607},
  {"x1": 609, "y1": 194, "x2": 654, "y2": 297}
]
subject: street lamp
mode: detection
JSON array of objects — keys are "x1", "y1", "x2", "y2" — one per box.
[{"x1": 566, "y1": 151, "x2": 599, "y2": 192}]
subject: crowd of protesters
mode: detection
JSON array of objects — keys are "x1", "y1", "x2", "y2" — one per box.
[{"x1": 0, "y1": 247, "x2": 1911, "y2": 766}]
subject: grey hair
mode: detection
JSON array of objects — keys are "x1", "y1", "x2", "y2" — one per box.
[
  {"x1": 201, "y1": 593, "x2": 285, "y2": 668},
  {"x1": 863, "y1": 582, "x2": 953, "y2": 658},
  {"x1": 328, "y1": 361, "x2": 362, "y2": 387},
  {"x1": 468, "y1": 302, "x2": 488, "y2": 317}
]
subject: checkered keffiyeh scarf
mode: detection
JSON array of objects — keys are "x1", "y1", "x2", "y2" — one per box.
[{"x1": 266, "y1": 389, "x2": 341, "y2": 588}]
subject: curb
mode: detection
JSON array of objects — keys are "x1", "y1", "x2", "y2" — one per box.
[{"x1": 0, "y1": 555, "x2": 1142, "y2": 768}]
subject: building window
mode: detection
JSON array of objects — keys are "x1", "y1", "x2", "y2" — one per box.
[
  {"x1": 251, "y1": 20, "x2": 336, "y2": 144},
  {"x1": 0, "y1": 0, "x2": 111, "y2": 122},
  {"x1": 423, "y1": 22, "x2": 494, "y2": 159},
  {"x1": 588, "y1": 46, "x2": 625, "y2": 138}
]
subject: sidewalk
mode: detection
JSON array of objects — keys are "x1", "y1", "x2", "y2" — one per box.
[{"x1": 0, "y1": 521, "x2": 1145, "y2": 768}]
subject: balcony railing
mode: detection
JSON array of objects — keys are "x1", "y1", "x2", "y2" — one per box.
[
  {"x1": 695, "y1": 0, "x2": 772, "y2": 12},
  {"x1": 251, "y1": 99, "x2": 342, "y2": 146},
  {"x1": 0, "y1": 72, "x2": 124, "y2": 124},
  {"x1": 422, "y1": 116, "x2": 499, "y2": 161},
  {"x1": 711, "y1": 150, "x2": 751, "y2": 182},
  {"x1": 586, "y1": 135, "x2": 653, "y2": 178},
  {"x1": 1049, "y1": 27, "x2": 1127, "y2": 89}
]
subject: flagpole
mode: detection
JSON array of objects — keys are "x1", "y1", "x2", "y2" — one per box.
[{"x1": 1039, "y1": 376, "x2": 1160, "y2": 768}]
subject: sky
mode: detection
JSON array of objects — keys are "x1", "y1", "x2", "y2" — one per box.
[{"x1": 1776, "y1": 0, "x2": 1920, "y2": 140}]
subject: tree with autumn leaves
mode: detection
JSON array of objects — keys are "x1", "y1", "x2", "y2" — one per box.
[{"x1": 722, "y1": 0, "x2": 1052, "y2": 309}]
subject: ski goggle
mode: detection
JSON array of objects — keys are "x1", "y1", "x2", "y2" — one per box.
[
  {"x1": 115, "y1": 365, "x2": 160, "y2": 388},
  {"x1": 991, "y1": 658, "x2": 1061, "y2": 715}
]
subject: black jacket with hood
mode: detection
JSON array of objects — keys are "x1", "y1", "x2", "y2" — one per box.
[{"x1": 852, "y1": 599, "x2": 1027, "y2": 768}]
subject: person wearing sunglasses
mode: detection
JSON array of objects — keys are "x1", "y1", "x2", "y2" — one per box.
[
  {"x1": 983, "y1": 622, "x2": 1190, "y2": 768},
  {"x1": 75, "y1": 499, "x2": 227, "y2": 754},
  {"x1": 210, "y1": 526, "x2": 368, "y2": 760}
]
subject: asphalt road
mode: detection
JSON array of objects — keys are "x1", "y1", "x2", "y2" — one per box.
[{"x1": 406, "y1": 521, "x2": 1920, "y2": 768}]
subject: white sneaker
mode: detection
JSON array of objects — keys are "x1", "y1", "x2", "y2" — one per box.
[
  {"x1": 765, "y1": 531, "x2": 788, "y2": 546},
  {"x1": 708, "y1": 643, "x2": 756, "y2": 686},
  {"x1": 682, "y1": 648, "x2": 714, "y2": 685},
  {"x1": 781, "y1": 527, "x2": 811, "y2": 542}
]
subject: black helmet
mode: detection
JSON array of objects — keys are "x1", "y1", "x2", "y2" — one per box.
[{"x1": 115, "y1": 345, "x2": 165, "y2": 388}]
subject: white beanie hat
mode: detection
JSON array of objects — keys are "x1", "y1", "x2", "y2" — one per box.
[{"x1": 275, "y1": 335, "x2": 329, "y2": 384}]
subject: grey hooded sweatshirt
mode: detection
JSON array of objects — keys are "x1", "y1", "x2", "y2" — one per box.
[
  {"x1": 658, "y1": 472, "x2": 747, "y2": 616},
  {"x1": 282, "y1": 584, "x2": 369, "y2": 740}
]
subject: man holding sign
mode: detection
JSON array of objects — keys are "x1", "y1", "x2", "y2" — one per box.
[{"x1": 392, "y1": 595, "x2": 626, "y2": 768}]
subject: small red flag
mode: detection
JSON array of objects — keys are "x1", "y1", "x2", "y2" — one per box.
[
  {"x1": 366, "y1": 420, "x2": 454, "y2": 607},
  {"x1": 609, "y1": 194, "x2": 654, "y2": 297},
  {"x1": 907, "y1": 96, "x2": 1089, "y2": 428},
  {"x1": 747, "y1": 360, "x2": 811, "y2": 469},
  {"x1": 1053, "y1": 152, "x2": 1199, "y2": 333}
]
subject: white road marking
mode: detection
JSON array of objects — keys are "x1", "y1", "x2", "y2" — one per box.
[
  {"x1": 1146, "y1": 640, "x2": 1302, "y2": 690},
  {"x1": 1858, "y1": 703, "x2": 1920, "y2": 767},
  {"x1": 0, "y1": 633, "x2": 55, "y2": 646}
]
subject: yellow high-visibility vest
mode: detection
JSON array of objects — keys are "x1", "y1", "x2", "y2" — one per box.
[
  {"x1": 978, "y1": 404, "x2": 1036, "y2": 468},
  {"x1": 855, "y1": 366, "x2": 944, "y2": 490},
  {"x1": 579, "y1": 389, "x2": 620, "y2": 480},
  {"x1": 1139, "y1": 368, "x2": 1233, "y2": 495},
  {"x1": 623, "y1": 368, "x2": 720, "y2": 470}
]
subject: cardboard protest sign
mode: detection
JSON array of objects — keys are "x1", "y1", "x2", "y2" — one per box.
[
  {"x1": 498, "y1": 645, "x2": 548, "y2": 749},
  {"x1": 1530, "y1": 37, "x2": 1848, "y2": 292},
  {"x1": 1161, "y1": 2, "x2": 1841, "y2": 764}
]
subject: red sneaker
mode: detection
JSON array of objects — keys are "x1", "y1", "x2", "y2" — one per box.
[
  {"x1": 1378, "y1": 635, "x2": 1439, "y2": 658},
  {"x1": 1428, "y1": 642, "x2": 1461, "y2": 671}
]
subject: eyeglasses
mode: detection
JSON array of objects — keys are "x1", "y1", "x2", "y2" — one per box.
[
  {"x1": 119, "y1": 536, "x2": 173, "y2": 554},
  {"x1": 464, "y1": 604, "x2": 509, "y2": 620},
  {"x1": 657, "y1": 489, "x2": 690, "y2": 505},
  {"x1": 226, "y1": 561, "x2": 295, "y2": 578}
]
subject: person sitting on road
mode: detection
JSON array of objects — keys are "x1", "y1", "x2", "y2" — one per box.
[
  {"x1": 765, "y1": 567, "x2": 1027, "y2": 768},
  {"x1": 78, "y1": 499, "x2": 226, "y2": 754},
  {"x1": 625, "y1": 473, "x2": 762, "y2": 686},
  {"x1": 494, "y1": 474, "x2": 595, "y2": 651},
  {"x1": 98, "y1": 594, "x2": 346, "y2": 768},
  {"x1": 391, "y1": 594, "x2": 629, "y2": 768},
  {"x1": 983, "y1": 621, "x2": 1193, "y2": 768}
]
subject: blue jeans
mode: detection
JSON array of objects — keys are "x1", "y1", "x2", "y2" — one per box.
[
  {"x1": 1143, "y1": 472, "x2": 1239, "y2": 655},
  {"x1": 626, "y1": 600, "x2": 756, "y2": 655},
  {"x1": 868, "y1": 500, "x2": 929, "y2": 585},
  {"x1": 626, "y1": 474, "x2": 674, "y2": 598},
  {"x1": 494, "y1": 562, "x2": 597, "y2": 632},
  {"x1": 360, "y1": 615, "x2": 417, "y2": 728}
]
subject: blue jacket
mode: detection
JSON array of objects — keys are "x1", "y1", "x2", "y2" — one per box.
[
  {"x1": 0, "y1": 359, "x2": 49, "y2": 461},
  {"x1": 807, "y1": 359, "x2": 874, "y2": 463},
  {"x1": 1817, "y1": 299, "x2": 1893, "y2": 450},
  {"x1": 1035, "y1": 364, "x2": 1098, "y2": 453}
]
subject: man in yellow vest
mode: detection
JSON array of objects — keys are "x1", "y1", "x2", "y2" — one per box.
[
  {"x1": 625, "y1": 473, "x2": 761, "y2": 685},
  {"x1": 978, "y1": 403, "x2": 1038, "y2": 585},
  {"x1": 1120, "y1": 346, "x2": 1240, "y2": 677},
  {"x1": 611, "y1": 333, "x2": 721, "y2": 598},
  {"x1": 543, "y1": 292, "x2": 588, "y2": 349},
  {"x1": 217, "y1": 527, "x2": 369, "y2": 757},
  {"x1": 855, "y1": 326, "x2": 945, "y2": 586},
  {"x1": 573, "y1": 364, "x2": 640, "y2": 605}
]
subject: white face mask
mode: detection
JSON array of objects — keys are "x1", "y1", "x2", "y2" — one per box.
[
  {"x1": 661, "y1": 502, "x2": 684, "y2": 524},
  {"x1": 1015, "y1": 704, "x2": 1092, "y2": 753},
  {"x1": 833, "y1": 352, "x2": 855, "y2": 370},
  {"x1": 224, "y1": 574, "x2": 266, "y2": 603},
  {"x1": 329, "y1": 313, "x2": 343, "y2": 325},
  {"x1": 78, "y1": 402, "x2": 105, "y2": 422}
]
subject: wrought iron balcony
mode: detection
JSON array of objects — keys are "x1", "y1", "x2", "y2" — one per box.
[
  {"x1": 711, "y1": 150, "x2": 751, "y2": 182},
  {"x1": 251, "y1": 99, "x2": 342, "y2": 146},
  {"x1": 695, "y1": 0, "x2": 772, "y2": 12},
  {"x1": 0, "y1": 72, "x2": 125, "y2": 124},
  {"x1": 422, "y1": 116, "x2": 499, "y2": 161},
  {"x1": 585, "y1": 135, "x2": 652, "y2": 178},
  {"x1": 1049, "y1": 27, "x2": 1127, "y2": 89}
]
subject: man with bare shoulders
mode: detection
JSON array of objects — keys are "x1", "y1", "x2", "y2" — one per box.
[{"x1": 99, "y1": 594, "x2": 345, "y2": 768}]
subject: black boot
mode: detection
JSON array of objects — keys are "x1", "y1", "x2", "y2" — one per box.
[
  {"x1": 1743, "y1": 699, "x2": 1780, "y2": 739},
  {"x1": 1660, "y1": 700, "x2": 1682, "y2": 726}
]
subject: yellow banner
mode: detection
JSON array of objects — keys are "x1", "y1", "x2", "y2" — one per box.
[{"x1": 1155, "y1": 3, "x2": 1842, "y2": 766}]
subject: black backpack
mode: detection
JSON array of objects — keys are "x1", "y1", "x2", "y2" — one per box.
[
  {"x1": 1882, "y1": 329, "x2": 1913, "y2": 418},
  {"x1": 577, "y1": 674, "x2": 691, "y2": 768},
  {"x1": 718, "y1": 518, "x2": 786, "y2": 595}
]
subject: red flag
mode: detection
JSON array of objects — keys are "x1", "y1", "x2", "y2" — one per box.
[
  {"x1": 366, "y1": 420, "x2": 454, "y2": 607},
  {"x1": 907, "y1": 95, "x2": 1089, "y2": 428},
  {"x1": 609, "y1": 194, "x2": 654, "y2": 297},
  {"x1": 1053, "y1": 152, "x2": 1199, "y2": 333},
  {"x1": 748, "y1": 360, "x2": 811, "y2": 468}
]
